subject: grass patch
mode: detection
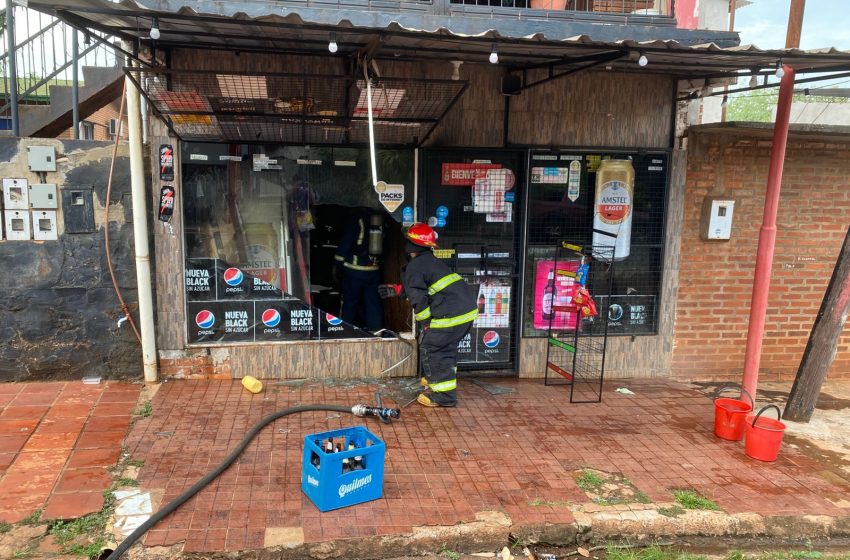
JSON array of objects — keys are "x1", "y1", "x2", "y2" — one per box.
[
  {"x1": 111, "y1": 477, "x2": 139, "y2": 488},
  {"x1": 657, "y1": 505, "x2": 686, "y2": 518},
  {"x1": 19, "y1": 509, "x2": 42, "y2": 526},
  {"x1": 576, "y1": 469, "x2": 606, "y2": 490},
  {"x1": 135, "y1": 400, "x2": 152, "y2": 417},
  {"x1": 126, "y1": 459, "x2": 145, "y2": 468},
  {"x1": 528, "y1": 498, "x2": 571, "y2": 507},
  {"x1": 11, "y1": 544, "x2": 37, "y2": 559},
  {"x1": 47, "y1": 488, "x2": 117, "y2": 558},
  {"x1": 606, "y1": 544, "x2": 709, "y2": 560},
  {"x1": 0, "y1": 520, "x2": 12, "y2": 533},
  {"x1": 673, "y1": 489, "x2": 720, "y2": 511},
  {"x1": 439, "y1": 543, "x2": 460, "y2": 560}
]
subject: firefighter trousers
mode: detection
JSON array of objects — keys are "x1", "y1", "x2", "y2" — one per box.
[{"x1": 419, "y1": 322, "x2": 471, "y2": 406}]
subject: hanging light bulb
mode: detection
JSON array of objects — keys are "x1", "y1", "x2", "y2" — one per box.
[
  {"x1": 489, "y1": 44, "x2": 499, "y2": 64},
  {"x1": 775, "y1": 60, "x2": 785, "y2": 79},
  {"x1": 450, "y1": 61, "x2": 463, "y2": 81},
  {"x1": 638, "y1": 52, "x2": 648, "y2": 67},
  {"x1": 149, "y1": 17, "x2": 160, "y2": 40},
  {"x1": 328, "y1": 32, "x2": 338, "y2": 54},
  {"x1": 721, "y1": 95, "x2": 728, "y2": 107},
  {"x1": 749, "y1": 74, "x2": 758, "y2": 88}
]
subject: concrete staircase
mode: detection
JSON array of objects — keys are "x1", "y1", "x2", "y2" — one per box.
[{"x1": 17, "y1": 64, "x2": 124, "y2": 138}]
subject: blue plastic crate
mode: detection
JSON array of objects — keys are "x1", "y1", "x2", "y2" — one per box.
[{"x1": 301, "y1": 426, "x2": 385, "y2": 512}]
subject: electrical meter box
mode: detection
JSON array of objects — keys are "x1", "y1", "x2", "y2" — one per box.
[
  {"x1": 3, "y1": 178, "x2": 29, "y2": 209},
  {"x1": 27, "y1": 145, "x2": 57, "y2": 172},
  {"x1": 32, "y1": 210, "x2": 58, "y2": 241},
  {"x1": 4, "y1": 209, "x2": 31, "y2": 240},
  {"x1": 29, "y1": 183, "x2": 58, "y2": 209},
  {"x1": 62, "y1": 187, "x2": 95, "y2": 233},
  {"x1": 700, "y1": 197, "x2": 735, "y2": 241}
]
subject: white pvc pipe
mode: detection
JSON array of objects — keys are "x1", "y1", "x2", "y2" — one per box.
[
  {"x1": 366, "y1": 77, "x2": 378, "y2": 187},
  {"x1": 125, "y1": 58, "x2": 158, "y2": 383}
]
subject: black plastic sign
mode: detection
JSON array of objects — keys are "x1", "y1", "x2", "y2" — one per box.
[
  {"x1": 159, "y1": 144, "x2": 174, "y2": 181},
  {"x1": 158, "y1": 185, "x2": 175, "y2": 222}
]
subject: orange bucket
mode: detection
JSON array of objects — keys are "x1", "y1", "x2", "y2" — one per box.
[
  {"x1": 713, "y1": 386, "x2": 754, "y2": 441},
  {"x1": 744, "y1": 405, "x2": 787, "y2": 462}
]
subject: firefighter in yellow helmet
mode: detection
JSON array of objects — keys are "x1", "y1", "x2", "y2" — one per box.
[{"x1": 401, "y1": 223, "x2": 477, "y2": 407}]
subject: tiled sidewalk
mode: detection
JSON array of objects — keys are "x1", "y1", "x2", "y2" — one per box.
[
  {"x1": 123, "y1": 379, "x2": 850, "y2": 554},
  {"x1": 0, "y1": 381, "x2": 141, "y2": 523}
]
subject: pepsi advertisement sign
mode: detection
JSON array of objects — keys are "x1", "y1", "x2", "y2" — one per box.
[
  {"x1": 255, "y1": 300, "x2": 318, "y2": 341},
  {"x1": 187, "y1": 302, "x2": 257, "y2": 343},
  {"x1": 455, "y1": 327, "x2": 511, "y2": 365},
  {"x1": 319, "y1": 312, "x2": 371, "y2": 339},
  {"x1": 185, "y1": 259, "x2": 217, "y2": 302}
]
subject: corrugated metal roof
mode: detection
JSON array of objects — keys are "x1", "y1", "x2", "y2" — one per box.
[{"x1": 30, "y1": 0, "x2": 850, "y2": 78}]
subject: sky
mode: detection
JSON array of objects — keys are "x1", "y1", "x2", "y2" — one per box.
[{"x1": 733, "y1": 0, "x2": 850, "y2": 51}]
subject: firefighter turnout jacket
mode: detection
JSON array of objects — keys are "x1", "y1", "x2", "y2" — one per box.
[{"x1": 402, "y1": 250, "x2": 478, "y2": 328}]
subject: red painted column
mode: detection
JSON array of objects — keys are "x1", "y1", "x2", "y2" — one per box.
[{"x1": 741, "y1": 65, "x2": 796, "y2": 399}]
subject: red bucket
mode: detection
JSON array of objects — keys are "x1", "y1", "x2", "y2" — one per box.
[
  {"x1": 744, "y1": 405, "x2": 786, "y2": 462},
  {"x1": 713, "y1": 386, "x2": 754, "y2": 441}
]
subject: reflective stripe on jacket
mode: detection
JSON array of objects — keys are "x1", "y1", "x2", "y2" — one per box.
[{"x1": 402, "y1": 251, "x2": 477, "y2": 328}]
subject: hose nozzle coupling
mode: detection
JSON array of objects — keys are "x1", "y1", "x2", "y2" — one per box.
[{"x1": 352, "y1": 404, "x2": 401, "y2": 420}]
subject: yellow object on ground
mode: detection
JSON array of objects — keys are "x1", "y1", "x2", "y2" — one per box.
[
  {"x1": 417, "y1": 394, "x2": 439, "y2": 407},
  {"x1": 241, "y1": 376, "x2": 263, "y2": 394},
  {"x1": 420, "y1": 377, "x2": 428, "y2": 388}
]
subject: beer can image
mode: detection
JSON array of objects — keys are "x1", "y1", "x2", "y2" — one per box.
[
  {"x1": 242, "y1": 223, "x2": 280, "y2": 288},
  {"x1": 592, "y1": 159, "x2": 634, "y2": 261}
]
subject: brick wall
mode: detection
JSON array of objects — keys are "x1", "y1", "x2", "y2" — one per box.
[
  {"x1": 58, "y1": 97, "x2": 127, "y2": 141},
  {"x1": 672, "y1": 126, "x2": 850, "y2": 382}
]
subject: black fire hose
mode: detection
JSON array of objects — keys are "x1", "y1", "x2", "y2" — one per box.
[{"x1": 106, "y1": 403, "x2": 400, "y2": 560}]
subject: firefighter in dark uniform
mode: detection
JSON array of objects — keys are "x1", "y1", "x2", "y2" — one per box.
[
  {"x1": 402, "y1": 223, "x2": 478, "y2": 407},
  {"x1": 334, "y1": 208, "x2": 384, "y2": 332}
]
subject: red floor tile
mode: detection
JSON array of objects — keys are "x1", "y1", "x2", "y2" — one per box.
[
  {"x1": 54, "y1": 467, "x2": 113, "y2": 493},
  {"x1": 67, "y1": 447, "x2": 122, "y2": 469},
  {"x1": 84, "y1": 415, "x2": 132, "y2": 433},
  {"x1": 43, "y1": 491, "x2": 105, "y2": 521},
  {"x1": 76, "y1": 429, "x2": 127, "y2": 449},
  {"x1": 23, "y1": 431, "x2": 80, "y2": 451},
  {"x1": 0, "y1": 406, "x2": 50, "y2": 421}
]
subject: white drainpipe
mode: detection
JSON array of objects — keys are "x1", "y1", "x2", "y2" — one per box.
[{"x1": 125, "y1": 56, "x2": 158, "y2": 383}]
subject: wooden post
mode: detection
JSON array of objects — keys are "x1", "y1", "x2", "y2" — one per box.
[{"x1": 784, "y1": 226, "x2": 850, "y2": 422}]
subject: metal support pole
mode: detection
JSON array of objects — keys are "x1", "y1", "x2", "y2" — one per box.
[
  {"x1": 72, "y1": 30, "x2": 80, "y2": 139},
  {"x1": 5, "y1": 0, "x2": 19, "y2": 137},
  {"x1": 740, "y1": 66, "x2": 795, "y2": 399},
  {"x1": 124, "y1": 52, "x2": 159, "y2": 384},
  {"x1": 740, "y1": 0, "x2": 805, "y2": 400}
]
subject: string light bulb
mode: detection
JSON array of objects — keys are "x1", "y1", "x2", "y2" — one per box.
[
  {"x1": 721, "y1": 95, "x2": 728, "y2": 107},
  {"x1": 149, "y1": 17, "x2": 160, "y2": 40},
  {"x1": 450, "y1": 60, "x2": 463, "y2": 81},
  {"x1": 489, "y1": 44, "x2": 499, "y2": 64},
  {"x1": 775, "y1": 60, "x2": 785, "y2": 79},
  {"x1": 749, "y1": 74, "x2": 758, "y2": 88},
  {"x1": 638, "y1": 52, "x2": 648, "y2": 67},
  {"x1": 328, "y1": 32, "x2": 338, "y2": 54}
]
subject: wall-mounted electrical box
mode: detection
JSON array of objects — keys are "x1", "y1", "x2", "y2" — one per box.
[
  {"x1": 3, "y1": 178, "x2": 29, "y2": 209},
  {"x1": 61, "y1": 187, "x2": 95, "y2": 233},
  {"x1": 27, "y1": 145, "x2": 57, "y2": 172},
  {"x1": 4, "y1": 209, "x2": 31, "y2": 240},
  {"x1": 700, "y1": 197, "x2": 735, "y2": 241},
  {"x1": 32, "y1": 210, "x2": 58, "y2": 241},
  {"x1": 29, "y1": 183, "x2": 58, "y2": 209}
]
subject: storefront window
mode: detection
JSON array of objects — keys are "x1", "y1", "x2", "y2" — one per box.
[
  {"x1": 522, "y1": 150, "x2": 668, "y2": 337},
  {"x1": 420, "y1": 150, "x2": 525, "y2": 370},
  {"x1": 182, "y1": 143, "x2": 414, "y2": 344}
]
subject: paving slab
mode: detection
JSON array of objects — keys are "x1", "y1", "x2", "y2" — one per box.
[{"x1": 119, "y1": 378, "x2": 850, "y2": 557}]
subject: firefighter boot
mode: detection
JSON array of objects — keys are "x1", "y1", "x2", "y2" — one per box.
[{"x1": 417, "y1": 392, "x2": 458, "y2": 408}]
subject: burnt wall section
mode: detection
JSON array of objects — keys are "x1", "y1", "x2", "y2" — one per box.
[{"x1": 0, "y1": 138, "x2": 144, "y2": 381}]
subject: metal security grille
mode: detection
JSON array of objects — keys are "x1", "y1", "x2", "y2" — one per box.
[
  {"x1": 420, "y1": 150, "x2": 525, "y2": 373},
  {"x1": 523, "y1": 150, "x2": 669, "y2": 338},
  {"x1": 125, "y1": 67, "x2": 468, "y2": 146}
]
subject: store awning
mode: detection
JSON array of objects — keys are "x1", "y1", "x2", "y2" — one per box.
[
  {"x1": 126, "y1": 67, "x2": 468, "y2": 145},
  {"x1": 30, "y1": 0, "x2": 850, "y2": 144},
  {"x1": 31, "y1": 0, "x2": 850, "y2": 77}
]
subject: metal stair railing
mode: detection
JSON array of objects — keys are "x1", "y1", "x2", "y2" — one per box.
[{"x1": 0, "y1": 2, "x2": 120, "y2": 136}]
